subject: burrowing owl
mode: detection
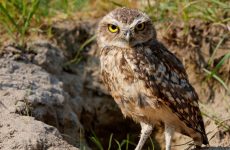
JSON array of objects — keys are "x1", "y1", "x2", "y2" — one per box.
[{"x1": 97, "y1": 7, "x2": 208, "y2": 150}]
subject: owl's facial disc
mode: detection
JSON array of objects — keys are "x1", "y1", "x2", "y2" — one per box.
[{"x1": 97, "y1": 8, "x2": 157, "y2": 48}]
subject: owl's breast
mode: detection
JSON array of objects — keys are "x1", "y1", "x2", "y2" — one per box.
[
  {"x1": 100, "y1": 48, "x2": 136, "y2": 95},
  {"x1": 100, "y1": 47, "x2": 160, "y2": 120}
]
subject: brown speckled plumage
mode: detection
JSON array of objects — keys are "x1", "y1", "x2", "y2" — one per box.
[{"x1": 97, "y1": 7, "x2": 208, "y2": 150}]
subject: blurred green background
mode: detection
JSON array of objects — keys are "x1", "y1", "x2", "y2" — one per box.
[{"x1": 0, "y1": 0, "x2": 229, "y2": 46}]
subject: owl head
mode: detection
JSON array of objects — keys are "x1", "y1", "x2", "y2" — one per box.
[{"x1": 97, "y1": 7, "x2": 156, "y2": 48}]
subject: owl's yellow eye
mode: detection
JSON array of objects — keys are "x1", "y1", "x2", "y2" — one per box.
[
  {"x1": 108, "y1": 24, "x2": 119, "y2": 33},
  {"x1": 135, "y1": 23, "x2": 145, "y2": 31}
]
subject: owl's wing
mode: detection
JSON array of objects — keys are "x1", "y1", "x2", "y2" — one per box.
[{"x1": 125, "y1": 40, "x2": 208, "y2": 144}]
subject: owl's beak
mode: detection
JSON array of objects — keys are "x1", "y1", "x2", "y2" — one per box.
[{"x1": 123, "y1": 30, "x2": 131, "y2": 42}]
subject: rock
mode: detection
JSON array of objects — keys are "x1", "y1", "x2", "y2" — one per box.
[
  {"x1": 51, "y1": 20, "x2": 97, "y2": 58},
  {"x1": 0, "y1": 111, "x2": 79, "y2": 150},
  {"x1": 30, "y1": 40, "x2": 66, "y2": 74},
  {"x1": 0, "y1": 57, "x2": 85, "y2": 147}
]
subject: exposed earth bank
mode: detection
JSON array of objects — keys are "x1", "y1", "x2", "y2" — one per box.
[{"x1": 0, "y1": 19, "x2": 229, "y2": 150}]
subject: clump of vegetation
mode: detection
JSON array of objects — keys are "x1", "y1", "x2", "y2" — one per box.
[
  {"x1": 88, "y1": 133, "x2": 155, "y2": 150},
  {"x1": 0, "y1": 0, "x2": 88, "y2": 47},
  {"x1": 145, "y1": 0, "x2": 230, "y2": 25},
  {"x1": 0, "y1": 0, "x2": 40, "y2": 46}
]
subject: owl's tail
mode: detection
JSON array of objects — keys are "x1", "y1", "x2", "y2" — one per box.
[{"x1": 202, "y1": 132, "x2": 209, "y2": 145}]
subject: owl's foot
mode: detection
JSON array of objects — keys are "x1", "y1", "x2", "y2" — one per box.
[
  {"x1": 165, "y1": 124, "x2": 175, "y2": 150},
  {"x1": 135, "y1": 122, "x2": 153, "y2": 150}
]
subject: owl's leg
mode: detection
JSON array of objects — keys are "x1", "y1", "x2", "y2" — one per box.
[
  {"x1": 135, "y1": 122, "x2": 153, "y2": 150},
  {"x1": 165, "y1": 124, "x2": 174, "y2": 150}
]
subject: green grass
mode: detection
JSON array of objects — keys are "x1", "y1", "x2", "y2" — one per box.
[
  {"x1": 145, "y1": 0, "x2": 230, "y2": 25},
  {"x1": 90, "y1": 132, "x2": 154, "y2": 150},
  {"x1": 203, "y1": 33, "x2": 230, "y2": 95},
  {"x1": 0, "y1": 0, "x2": 89, "y2": 47},
  {"x1": 0, "y1": 0, "x2": 40, "y2": 46},
  {"x1": 1, "y1": 0, "x2": 229, "y2": 47}
]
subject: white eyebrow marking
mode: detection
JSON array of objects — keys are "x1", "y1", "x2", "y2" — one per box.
[
  {"x1": 105, "y1": 15, "x2": 121, "y2": 25},
  {"x1": 102, "y1": 12, "x2": 150, "y2": 30},
  {"x1": 130, "y1": 16, "x2": 149, "y2": 28}
]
